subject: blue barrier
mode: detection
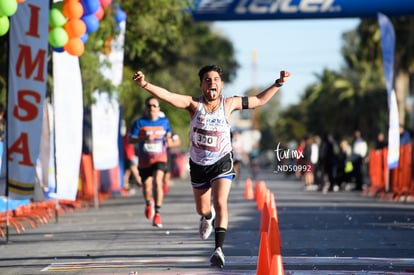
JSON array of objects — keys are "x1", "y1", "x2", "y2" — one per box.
[{"x1": 0, "y1": 197, "x2": 31, "y2": 212}]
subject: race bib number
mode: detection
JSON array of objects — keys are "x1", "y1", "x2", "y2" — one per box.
[
  {"x1": 193, "y1": 128, "x2": 220, "y2": 152},
  {"x1": 143, "y1": 142, "x2": 162, "y2": 153}
]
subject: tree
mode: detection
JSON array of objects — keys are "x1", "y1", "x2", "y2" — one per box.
[
  {"x1": 274, "y1": 101, "x2": 307, "y2": 145},
  {"x1": 344, "y1": 17, "x2": 414, "y2": 127}
]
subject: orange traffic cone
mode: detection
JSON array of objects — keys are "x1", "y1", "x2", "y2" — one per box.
[
  {"x1": 254, "y1": 180, "x2": 261, "y2": 200},
  {"x1": 256, "y1": 231, "x2": 270, "y2": 275},
  {"x1": 254, "y1": 180, "x2": 265, "y2": 200},
  {"x1": 260, "y1": 201, "x2": 270, "y2": 233},
  {"x1": 268, "y1": 217, "x2": 284, "y2": 274},
  {"x1": 244, "y1": 178, "x2": 254, "y2": 200},
  {"x1": 256, "y1": 182, "x2": 268, "y2": 211},
  {"x1": 269, "y1": 192, "x2": 277, "y2": 219},
  {"x1": 270, "y1": 253, "x2": 284, "y2": 275}
]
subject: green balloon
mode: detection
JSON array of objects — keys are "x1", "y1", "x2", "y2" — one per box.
[
  {"x1": 49, "y1": 8, "x2": 67, "y2": 28},
  {"x1": 0, "y1": 0, "x2": 18, "y2": 17},
  {"x1": 48, "y1": 27, "x2": 68, "y2": 48},
  {"x1": 0, "y1": 16, "x2": 9, "y2": 36}
]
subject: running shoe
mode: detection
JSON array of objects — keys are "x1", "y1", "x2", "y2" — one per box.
[
  {"x1": 153, "y1": 213, "x2": 163, "y2": 228},
  {"x1": 145, "y1": 200, "x2": 154, "y2": 220},
  {"x1": 210, "y1": 247, "x2": 225, "y2": 268},
  {"x1": 199, "y1": 205, "x2": 215, "y2": 240},
  {"x1": 163, "y1": 183, "x2": 169, "y2": 195}
]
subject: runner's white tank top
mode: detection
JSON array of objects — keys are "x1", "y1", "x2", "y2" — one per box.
[{"x1": 189, "y1": 96, "x2": 232, "y2": 165}]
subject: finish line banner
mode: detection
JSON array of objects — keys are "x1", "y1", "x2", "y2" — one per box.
[{"x1": 191, "y1": 0, "x2": 414, "y2": 21}]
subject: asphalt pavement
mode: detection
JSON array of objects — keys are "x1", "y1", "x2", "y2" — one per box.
[{"x1": 1, "y1": 167, "x2": 414, "y2": 275}]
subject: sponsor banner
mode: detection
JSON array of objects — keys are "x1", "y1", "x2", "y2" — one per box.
[
  {"x1": 192, "y1": 0, "x2": 414, "y2": 21},
  {"x1": 378, "y1": 13, "x2": 399, "y2": 169},
  {"x1": 378, "y1": 12, "x2": 395, "y2": 97},
  {"x1": 0, "y1": 0, "x2": 49, "y2": 199},
  {"x1": 100, "y1": 20, "x2": 126, "y2": 87},
  {"x1": 93, "y1": 21, "x2": 125, "y2": 171},
  {"x1": 387, "y1": 91, "x2": 399, "y2": 169},
  {"x1": 33, "y1": 101, "x2": 51, "y2": 202},
  {"x1": 91, "y1": 92, "x2": 120, "y2": 170},
  {"x1": 52, "y1": 52, "x2": 83, "y2": 201},
  {"x1": 46, "y1": 102, "x2": 56, "y2": 199}
]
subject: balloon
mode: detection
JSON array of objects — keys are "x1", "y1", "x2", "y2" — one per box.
[
  {"x1": 80, "y1": 32, "x2": 88, "y2": 43},
  {"x1": 49, "y1": 8, "x2": 67, "y2": 28},
  {"x1": 53, "y1": 47, "x2": 65, "y2": 53},
  {"x1": 81, "y1": 0, "x2": 100, "y2": 15},
  {"x1": 0, "y1": 0, "x2": 18, "y2": 17},
  {"x1": 63, "y1": 1, "x2": 83, "y2": 19},
  {"x1": 64, "y1": 37, "x2": 85, "y2": 56},
  {"x1": 17, "y1": 0, "x2": 25, "y2": 3},
  {"x1": 52, "y1": 1, "x2": 63, "y2": 11},
  {"x1": 94, "y1": 5, "x2": 104, "y2": 20},
  {"x1": 64, "y1": 18, "x2": 86, "y2": 38},
  {"x1": 82, "y1": 14, "x2": 99, "y2": 33},
  {"x1": 48, "y1": 27, "x2": 69, "y2": 48},
  {"x1": 99, "y1": 0, "x2": 111, "y2": 8},
  {"x1": 0, "y1": 16, "x2": 9, "y2": 36},
  {"x1": 115, "y1": 6, "x2": 126, "y2": 23}
]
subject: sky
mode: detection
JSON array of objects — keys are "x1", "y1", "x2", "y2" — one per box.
[{"x1": 212, "y1": 18, "x2": 360, "y2": 107}]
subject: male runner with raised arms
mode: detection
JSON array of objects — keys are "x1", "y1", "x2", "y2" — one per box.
[{"x1": 133, "y1": 65, "x2": 290, "y2": 268}]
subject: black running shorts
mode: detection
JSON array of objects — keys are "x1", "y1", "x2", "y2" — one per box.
[
  {"x1": 139, "y1": 162, "x2": 167, "y2": 182},
  {"x1": 189, "y1": 153, "x2": 235, "y2": 189}
]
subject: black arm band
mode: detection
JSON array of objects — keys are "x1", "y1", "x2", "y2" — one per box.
[{"x1": 242, "y1": 96, "x2": 248, "y2": 109}]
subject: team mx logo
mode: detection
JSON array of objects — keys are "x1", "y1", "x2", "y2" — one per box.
[{"x1": 273, "y1": 142, "x2": 311, "y2": 174}]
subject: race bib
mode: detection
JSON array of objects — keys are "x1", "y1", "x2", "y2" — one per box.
[
  {"x1": 143, "y1": 142, "x2": 162, "y2": 153},
  {"x1": 193, "y1": 128, "x2": 220, "y2": 152}
]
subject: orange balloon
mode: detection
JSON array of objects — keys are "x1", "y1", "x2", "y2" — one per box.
[
  {"x1": 63, "y1": 1, "x2": 84, "y2": 19},
  {"x1": 17, "y1": 0, "x2": 25, "y2": 3},
  {"x1": 64, "y1": 18, "x2": 86, "y2": 38},
  {"x1": 64, "y1": 37, "x2": 84, "y2": 56}
]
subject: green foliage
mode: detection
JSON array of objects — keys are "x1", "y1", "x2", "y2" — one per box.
[
  {"x1": 121, "y1": 0, "x2": 189, "y2": 72},
  {"x1": 300, "y1": 69, "x2": 387, "y2": 142},
  {"x1": 274, "y1": 103, "x2": 307, "y2": 144}
]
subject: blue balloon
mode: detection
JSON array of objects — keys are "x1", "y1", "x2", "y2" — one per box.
[
  {"x1": 53, "y1": 47, "x2": 65, "y2": 53},
  {"x1": 80, "y1": 33, "x2": 89, "y2": 43},
  {"x1": 81, "y1": 0, "x2": 100, "y2": 15},
  {"x1": 115, "y1": 7, "x2": 127, "y2": 23},
  {"x1": 82, "y1": 14, "x2": 100, "y2": 33}
]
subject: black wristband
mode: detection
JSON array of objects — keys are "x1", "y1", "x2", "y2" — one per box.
[
  {"x1": 274, "y1": 79, "x2": 283, "y2": 87},
  {"x1": 242, "y1": 96, "x2": 248, "y2": 109}
]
